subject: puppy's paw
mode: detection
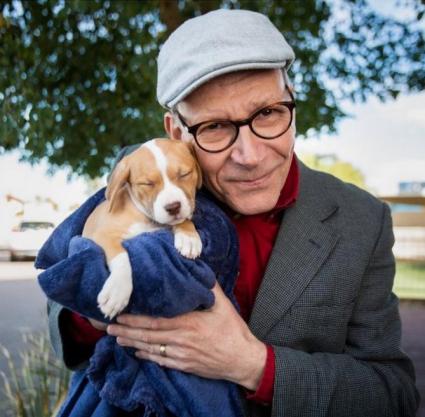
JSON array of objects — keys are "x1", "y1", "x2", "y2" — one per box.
[
  {"x1": 174, "y1": 231, "x2": 202, "y2": 259},
  {"x1": 97, "y1": 273, "x2": 133, "y2": 319}
]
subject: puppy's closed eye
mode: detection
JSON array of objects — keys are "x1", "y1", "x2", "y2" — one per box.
[
  {"x1": 178, "y1": 170, "x2": 193, "y2": 179},
  {"x1": 137, "y1": 181, "x2": 155, "y2": 187}
]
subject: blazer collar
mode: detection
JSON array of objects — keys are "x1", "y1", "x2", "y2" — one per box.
[{"x1": 248, "y1": 161, "x2": 341, "y2": 339}]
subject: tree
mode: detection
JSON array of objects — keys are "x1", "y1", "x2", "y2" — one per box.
[
  {"x1": 299, "y1": 153, "x2": 366, "y2": 190},
  {"x1": 1, "y1": 0, "x2": 424, "y2": 178}
]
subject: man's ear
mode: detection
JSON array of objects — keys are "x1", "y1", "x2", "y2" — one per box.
[
  {"x1": 164, "y1": 111, "x2": 184, "y2": 140},
  {"x1": 106, "y1": 158, "x2": 130, "y2": 213}
]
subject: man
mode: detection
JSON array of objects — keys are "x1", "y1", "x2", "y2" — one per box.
[{"x1": 50, "y1": 9, "x2": 419, "y2": 417}]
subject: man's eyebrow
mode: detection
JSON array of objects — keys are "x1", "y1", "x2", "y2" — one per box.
[{"x1": 187, "y1": 96, "x2": 284, "y2": 123}]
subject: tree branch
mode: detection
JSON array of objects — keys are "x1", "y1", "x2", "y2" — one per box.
[{"x1": 159, "y1": 0, "x2": 183, "y2": 34}]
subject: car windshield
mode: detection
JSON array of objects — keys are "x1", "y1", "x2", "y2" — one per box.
[{"x1": 19, "y1": 222, "x2": 54, "y2": 231}]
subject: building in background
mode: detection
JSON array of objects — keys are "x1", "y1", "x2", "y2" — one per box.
[
  {"x1": 399, "y1": 181, "x2": 425, "y2": 196},
  {"x1": 380, "y1": 193, "x2": 425, "y2": 262}
]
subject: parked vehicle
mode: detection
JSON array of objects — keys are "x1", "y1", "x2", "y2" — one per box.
[
  {"x1": 9, "y1": 220, "x2": 55, "y2": 261},
  {"x1": 0, "y1": 240, "x2": 11, "y2": 261},
  {"x1": 380, "y1": 195, "x2": 425, "y2": 262}
]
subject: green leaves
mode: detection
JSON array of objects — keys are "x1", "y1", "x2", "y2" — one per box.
[{"x1": 0, "y1": 0, "x2": 424, "y2": 177}]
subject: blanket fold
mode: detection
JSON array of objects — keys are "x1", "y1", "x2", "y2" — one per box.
[{"x1": 36, "y1": 188, "x2": 244, "y2": 417}]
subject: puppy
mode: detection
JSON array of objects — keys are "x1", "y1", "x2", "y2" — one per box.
[{"x1": 82, "y1": 138, "x2": 203, "y2": 319}]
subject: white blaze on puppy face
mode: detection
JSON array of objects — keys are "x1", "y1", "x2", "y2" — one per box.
[{"x1": 143, "y1": 140, "x2": 193, "y2": 225}]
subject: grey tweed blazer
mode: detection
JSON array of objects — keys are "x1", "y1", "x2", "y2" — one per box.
[
  {"x1": 48, "y1": 161, "x2": 419, "y2": 417},
  {"x1": 242, "y1": 161, "x2": 419, "y2": 417}
]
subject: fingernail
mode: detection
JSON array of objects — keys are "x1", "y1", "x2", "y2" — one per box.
[{"x1": 116, "y1": 315, "x2": 127, "y2": 324}]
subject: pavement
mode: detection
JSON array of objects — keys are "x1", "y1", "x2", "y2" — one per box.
[
  {"x1": 0, "y1": 261, "x2": 41, "y2": 281},
  {"x1": 0, "y1": 262, "x2": 424, "y2": 415}
]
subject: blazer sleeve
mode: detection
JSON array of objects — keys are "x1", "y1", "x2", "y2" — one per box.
[
  {"x1": 47, "y1": 299, "x2": 94, "y2": 370},
  {"x1": 271, "y1": 203, "x2": 420, "y2": 417}
]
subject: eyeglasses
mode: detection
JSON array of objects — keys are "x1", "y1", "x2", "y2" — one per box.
[{"x1": 175, "y1": 90, "x2": 296, "y2": 153}]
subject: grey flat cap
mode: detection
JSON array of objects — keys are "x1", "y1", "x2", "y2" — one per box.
[{"x1": 157, "y1": 9, "x2": 295, "y2": 108}]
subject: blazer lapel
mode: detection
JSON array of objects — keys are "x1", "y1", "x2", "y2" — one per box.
[{"x1": 249, "y1": 161, "x2": 341, "y2": 339}]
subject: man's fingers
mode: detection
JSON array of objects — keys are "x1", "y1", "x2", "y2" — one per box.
[
  {"x1": 117, "y1": 337, "x2": 170, "y2": 354},
  {"x1": 134, "y1": 350, "x2": 190, "y2": 373},
  {"x1": 88, "y1": 317, "x2": 108, "y2": 331},
  {"x1": 107, "y1": 325, "x2": 182, "y2": 345},
  {"x1": 117, "y1": 338, "x2": 189, "y2": 361},
  {"x1": 211, "y1": 281, "x2": 222, "y2": 294},
  {"x1": 211, "y1": 281, "x2": 234, "y2": 309},
  {"x1": 116, "y1": 314, "x2": 184, "y2": 330}
]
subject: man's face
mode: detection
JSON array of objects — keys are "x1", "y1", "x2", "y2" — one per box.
[{"x1": 165, "y1": 69, "x2": 296, "y2": 215}]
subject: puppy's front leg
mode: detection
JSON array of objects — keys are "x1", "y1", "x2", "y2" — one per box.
[
  {"x1": 97, "y1": 241, "x2": 133, "y2": 319},
  {"x1": 173, "y1": 220, "x2": 202, "y2": 259}
]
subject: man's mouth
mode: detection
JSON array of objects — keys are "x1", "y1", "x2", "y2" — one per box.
[{"x1": 230, "y1": 169, "x2": 275, "y2": 188}]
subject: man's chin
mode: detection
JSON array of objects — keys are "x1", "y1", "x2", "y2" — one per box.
[{"x1": 226, "y1": 195, "x2": 278, "y2": 216}]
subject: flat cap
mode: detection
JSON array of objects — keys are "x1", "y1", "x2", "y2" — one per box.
[{"x1": 157, "y1": 9, "x2": 295, "y2": 108}]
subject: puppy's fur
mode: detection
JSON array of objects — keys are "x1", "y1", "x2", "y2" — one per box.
[{"x1": 83, "y1": 138, "x2": 203, "y2": 318}]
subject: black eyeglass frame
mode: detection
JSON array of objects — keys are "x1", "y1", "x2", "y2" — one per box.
[{"x1": 175, "y1": 89, "x2": 296, "y2": 153}]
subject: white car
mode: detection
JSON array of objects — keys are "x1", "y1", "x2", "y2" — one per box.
[{"x1": 9, "y1": 221, "x2": 55, "y2": 261}]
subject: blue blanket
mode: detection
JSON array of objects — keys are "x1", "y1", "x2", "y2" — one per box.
[{"x1": 36, "y1": 188, "x2": 244, "y2": 417}]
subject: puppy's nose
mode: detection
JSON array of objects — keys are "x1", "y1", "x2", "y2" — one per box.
[{"x1": 165, "y1": 201, "x2": 181, "y2": 216}]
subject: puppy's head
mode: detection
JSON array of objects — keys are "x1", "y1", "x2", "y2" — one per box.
[{"x1": 107, "y1": 138, "x2": 202, "y2": 225}]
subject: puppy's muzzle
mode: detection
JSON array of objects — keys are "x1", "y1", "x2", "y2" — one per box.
[{"x1": 165, "y1": 201, "x2": 181, "y2": 216}]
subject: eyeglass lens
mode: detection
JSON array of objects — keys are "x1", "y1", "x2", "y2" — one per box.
[{"x1": 196, "y1": 103, "x2": 292, "y2": 152}]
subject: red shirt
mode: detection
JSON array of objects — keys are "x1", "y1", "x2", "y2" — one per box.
[
  {"x1": 228, "y1": 155, "x2": 299, "y2": 403},
  {"x1": 67, "y1": 155, "x2": 300, "y2": 406}
]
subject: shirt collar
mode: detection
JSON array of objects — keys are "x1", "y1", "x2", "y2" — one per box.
[{"x1": 271, "y1": 152, "x2": 300, "y2": 214}]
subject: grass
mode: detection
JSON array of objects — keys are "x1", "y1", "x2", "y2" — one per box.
[
  {"x1": 394, "y1": 261, "x2": 425, "y2": 300},
  {"x1": 0, "y1": 333, "x2": 70, "y2": 417}
]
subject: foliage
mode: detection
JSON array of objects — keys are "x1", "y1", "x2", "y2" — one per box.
[
  {"x1": 0, "y1": 0, "x2": 424, "y2": 177},
  {"x1": 299, "y1": 152, "x2": 366, "y2": 189},
  {"x1": 394, "y1": 261, "x2": 425, "y2": 300},
  {"x1": 0, "y1": 333, "x2": 70, "y2": 417}
]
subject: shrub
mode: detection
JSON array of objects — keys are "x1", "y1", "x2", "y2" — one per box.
[{"x1": 0, "y1": 333, "x2": 70, "y2": 417}]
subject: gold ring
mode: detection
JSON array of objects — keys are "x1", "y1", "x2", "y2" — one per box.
[{"x1": 159, "y1": 344, "x2": 167, "y2": 357}]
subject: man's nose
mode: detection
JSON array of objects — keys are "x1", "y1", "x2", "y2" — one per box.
[{"x1": 230, "y1": 125, "x2": 262, "y2": 166}]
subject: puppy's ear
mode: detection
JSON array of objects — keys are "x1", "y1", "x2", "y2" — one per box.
[
  {"x1": 194, "y1": 159, "x2": 203, "y2": 189},
  {"x1": 184, "y1": 141, "x2": 203, "y2": 189},
  {"x1": 106, "y1": 158, "x2": 130, "y2": 212}
]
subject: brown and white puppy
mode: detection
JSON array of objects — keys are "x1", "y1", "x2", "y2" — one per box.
[{"x1": 82, "y1": 138, "x2": 203, "y2": 319}]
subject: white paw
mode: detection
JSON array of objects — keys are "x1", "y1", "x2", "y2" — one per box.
[
  {"x1": 98, "y1": 252, "x2": 133, "y2": 319},
  {"x1": 97, "y1": 272, "x2": 133, "y2": 319},
  {"x1": 174, "y1": 231, "x2": 202, "y2": 259}
]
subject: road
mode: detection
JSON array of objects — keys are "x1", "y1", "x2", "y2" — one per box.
[
  {"x1": 0, "y1": 263, "x2": 47, "y2": 373},
  {"x1": 0, "y1": 261, "x2": 424, "y2": 415}
]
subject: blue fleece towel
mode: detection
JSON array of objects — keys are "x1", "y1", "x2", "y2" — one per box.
[{"x1": 36, "y1": 188, "x2": 244, "y2": 417}]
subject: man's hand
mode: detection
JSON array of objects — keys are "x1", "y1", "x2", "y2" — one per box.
[
  {"x1": 107, "y1": 282, "x2": 267, "y2": 390},
  {"x1": 87, "y1": 318, "x2": 108, "y2": 331}
]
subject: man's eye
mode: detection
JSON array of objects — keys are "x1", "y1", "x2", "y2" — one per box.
[
  {"x1": 205, "y1": 122, "x2": 223, "y2": 130},
  {"x1": 259, "y1": 108, "x2": 274, "y2": 117}
]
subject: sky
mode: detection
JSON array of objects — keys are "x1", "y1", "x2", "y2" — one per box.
[
  {"x1": 295, "y1": 90, "x2": 425, "y2": 195},
  {"x1": 0, "y1": 0, "x2": 424, "y2": 214}
]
